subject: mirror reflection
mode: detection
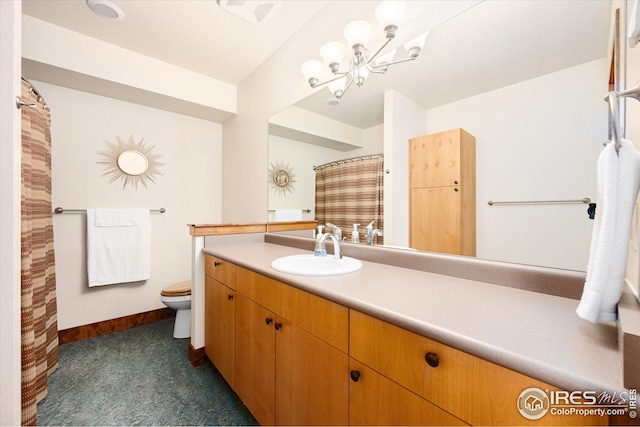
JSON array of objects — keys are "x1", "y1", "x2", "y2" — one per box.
[{"x1": 268, "y1": 0, "x2": 613, "y2": 271}]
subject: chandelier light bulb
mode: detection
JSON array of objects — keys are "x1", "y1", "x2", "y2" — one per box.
[
  {"x1": 320, "y1": 42, "x2": 345, "y2": 70},
  {"x1": 404, "y1": 32, "x2": 429, "y2": 58},
  {"x1": 375, "y1": 0, "x2": 407, "y2": 30},
  {"x1": 301, "y1": 60, "x2": 324, "y2": 86},
  {"x1": 328, "y1": 77, "x2": 346, "y2": 97},
  {"x1": 344, "y1": 20, "x2": 372, "y2": 49}
]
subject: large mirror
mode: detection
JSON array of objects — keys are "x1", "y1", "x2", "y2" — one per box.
[{"x1": 268, "y1": 0, "x2": 615, "y2": 271}]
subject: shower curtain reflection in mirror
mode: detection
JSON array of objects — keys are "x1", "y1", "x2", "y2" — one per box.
[{"x1": 315, "y1": 155, "x2": 384, "y2": 244}]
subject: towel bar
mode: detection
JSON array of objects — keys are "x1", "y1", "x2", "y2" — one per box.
[
  {"x1": 487, "y1": 198, "x2": 591, "y2": 206},
  {"x1": 54, "y1": 207, "x2": 166, "y2": 214}
]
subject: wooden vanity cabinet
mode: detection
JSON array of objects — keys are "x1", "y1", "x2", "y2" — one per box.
[
  {"x1": 204, "y1": 256, "x2": 236, "y2": 388},
  {"x1": 233, "y1": 265, "x2": 349, "y2": 426},
  {"x1": 409, "y1": 128, "x2": 476, "y2": 256},
  {"x1": 349, "y1": 310, "x2": 607, "y2": 426}
]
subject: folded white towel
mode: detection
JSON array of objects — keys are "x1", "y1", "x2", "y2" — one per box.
[
  {"x1": 577, "y1": 140, "x2": 640, "y2": 323},
  {"x1": 87, "y1": 208, "x2": 151, "y2": 287},
  {"x1": 273, "y1": 209, "x2": 303, "y2": 222}
]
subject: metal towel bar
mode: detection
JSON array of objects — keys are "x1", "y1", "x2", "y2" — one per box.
[
  {"x1": 487, "y1": 198, "x2": 591, "y2": 206},
  {"x1": 54, "y1": 207, "x2": 166, "y2": 214}
]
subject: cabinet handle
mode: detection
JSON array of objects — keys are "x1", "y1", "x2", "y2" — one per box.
[
  {"x1": 214, "y1": 262, "x2": 221, "y2": 267},
  {"x1": 425, "y1": 352, "x2": 440, "y2": 368},
  {"x1": 454, "y1": 187, "x2": 459, "y2": 192},
  {"x1": 227, "y1": 294, "x2": 234, "y2": 301},
  {"x1": 274, "y1": 322, "x2": 282, "y2": 331},
  {"x1": 454, "y1": 180, "x2": 459, "y2": 185},
  {"x1": 350, "y1": 370, "x2": 361, "y2": 382},
  {"x1": 265, "y1": 317, "x2": 273, "y2": 325}
]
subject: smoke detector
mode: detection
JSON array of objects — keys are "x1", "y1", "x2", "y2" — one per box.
[
  {"x1": 216, "y1": 0, "x2": 281, "y2": 26},
  {"x1": 86, "y1": 0, "x2": 125, "y2": 20}
]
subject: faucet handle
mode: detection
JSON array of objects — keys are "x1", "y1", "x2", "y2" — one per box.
[{"x1": 325, "y1": 223, "x2": 342, "y2": 241}]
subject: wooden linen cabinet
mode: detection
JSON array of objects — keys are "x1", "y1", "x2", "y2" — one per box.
[{"x1": 409, "y1": 128, "x2": 476, "y2": 256}]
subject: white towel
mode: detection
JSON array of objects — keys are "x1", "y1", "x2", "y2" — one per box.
[
  {"x1": 273, "y1": 209, "x2": 303, "y2": 222},
  {"x1": 577, "y1": 140, "x2": 640, "y2": 323},
  {"x1": 87, "y1": 208, "x2": 151, "y2": 287}
]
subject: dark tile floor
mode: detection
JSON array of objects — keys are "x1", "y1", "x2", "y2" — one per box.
[{"x1": 37, "y1": 318, "x2": 258, "y2": 426}]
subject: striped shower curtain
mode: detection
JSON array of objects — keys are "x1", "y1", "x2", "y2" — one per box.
[
  {"x1": 315, "y1": 155, "x2": 384, "y2": 244},
  {"x1": 20, "y1": 78, "x2": 59, "y2": 425}
]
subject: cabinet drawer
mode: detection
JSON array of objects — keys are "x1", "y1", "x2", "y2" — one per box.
[
  {"x1": 236, "y1": 266, "x2": 348, "y2": 353},
  {"x1": 350, "y1": 310, "x2": 606, "y2": 426},
  {"x1": 205, "y1": 254, "x2": 235, "y2": 289},
  {"x1": 349, "y1": 359, "x2": 467, "y2": 426}
]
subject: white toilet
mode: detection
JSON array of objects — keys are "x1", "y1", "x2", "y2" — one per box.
[{"x1": 160, "y1": 280, "x2": 191, "y2": 338}]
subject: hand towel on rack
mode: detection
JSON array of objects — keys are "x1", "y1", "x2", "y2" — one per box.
[
  {"x1": 577, "y1": 140, "x2": 640, "y2": 323},
  {"x1": 273, "y1": 209, "x2": 303, "y2": 221},
  {"x1": 87, "y1": 208, "x2": 151, "y2": 287}
]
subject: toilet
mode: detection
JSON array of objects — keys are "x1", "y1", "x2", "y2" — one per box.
[{"x1": 160, "y1": 280, "x2": 191, "y2": 338}]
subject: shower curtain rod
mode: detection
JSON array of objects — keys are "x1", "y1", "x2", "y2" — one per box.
[
  {"x1": 313, "y1": 153, "x2": 383, "y2": 171},
  {"x1": 54, "y1": 207, "x2": 166, "y2": 214}
]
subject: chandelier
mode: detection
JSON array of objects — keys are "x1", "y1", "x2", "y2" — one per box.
[{"x1": 300, "y1": 0, "x2": 428, "y2": 100}]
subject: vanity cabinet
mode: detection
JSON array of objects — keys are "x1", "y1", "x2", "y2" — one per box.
[
  {"x1": 349, "y1": 310, "x2": 607, "y2": 426},
  {"x1": 204, "y1": 256, "x2": 236, "y2": 388},
  {"x1": 213, "y1": 260, "x2": 349, "y2": 426},
  {"x1": 205, "y1": 254, "x2": 607, "y2": 426},
  {"x1": 409, "y1": 128, "x2": 476, "y2": 256}
]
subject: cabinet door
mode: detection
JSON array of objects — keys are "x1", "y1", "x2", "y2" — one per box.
[
  {"x1": 275, "y1": 318, "x2": 349, "y2": 426},
  {"x1": 349, "y1": 359, "x2": 467, "y2": 426},
  {"x1": 204, "y1": 275, "x2": 235, "y2": 388},
  {"x1": 234, "y1": 294, "x2": 276, "y2": 426},
  {"x1": 409, "y1": 130, "x2": 462, "y2": 188},
  {"x1": 410, "y1": 186, "x2": 461, "y2": 254}
]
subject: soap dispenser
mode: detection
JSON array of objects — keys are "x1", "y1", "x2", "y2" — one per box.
[{"x1": 351, "y1": 224, "x2": 360, "y2": 243}]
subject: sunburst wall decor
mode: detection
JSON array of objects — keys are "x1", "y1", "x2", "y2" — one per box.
[
  {"x1": 269, "y1": 160, "x2": 296, "y2": 196},
  {"x1": 97, "y1": 135, "x2": 164, "y2": 190}
]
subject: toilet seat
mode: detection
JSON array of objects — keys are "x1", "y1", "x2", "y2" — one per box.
[{"x1": 161, "y1": 280, "x2": 191, "y2": 297}]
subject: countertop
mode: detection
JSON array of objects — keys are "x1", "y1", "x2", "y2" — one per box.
[{"x1": 202, "y1": 240, "x2": 624, "y2": 395}]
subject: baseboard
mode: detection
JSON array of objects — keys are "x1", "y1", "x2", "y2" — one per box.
[
  {"x1": 189, "y1": 344, "x2": 208, "y2": 367},
  {"x1": 58, "y1": 308, "x2": 174, "y2": 344}
]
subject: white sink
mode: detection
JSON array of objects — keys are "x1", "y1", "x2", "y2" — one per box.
[{"x1": 271, "y1": 254, "x2": 362, "y2": 276}]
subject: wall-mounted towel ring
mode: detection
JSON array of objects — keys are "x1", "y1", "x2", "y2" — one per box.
[{"x1": 605, "y1": 80, "x2": 640, "y2": 154}]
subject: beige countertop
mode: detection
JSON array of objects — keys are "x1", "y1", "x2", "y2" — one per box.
[{"x1": 202, "y1": 239, "x2": 624, "y2": 395}]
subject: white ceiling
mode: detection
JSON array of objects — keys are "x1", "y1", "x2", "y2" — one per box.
[
  {"x1": 21, "y1": 0, "x2": 612, "y2": 128},
  {"x1": 21, "y1": 0, "x2": 329, "y2": 85}
]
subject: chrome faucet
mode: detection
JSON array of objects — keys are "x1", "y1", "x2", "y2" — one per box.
[
  {"x1": 325, "y1": 223, "x2": 342, "y2": 242},
  {"x1": 314, "y1": 232, "x2": 343, "y2": 259},
  {"x1": 365, "y1": 222, "x2": 383, "y2": 245}
]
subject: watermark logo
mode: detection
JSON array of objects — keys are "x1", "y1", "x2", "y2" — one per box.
[
  {"x1": 517, "y1": 388, "x2": 550, "y2": 420},
  {"x1": 517, "y1": 387, "x2": 637, "y2": 420}
]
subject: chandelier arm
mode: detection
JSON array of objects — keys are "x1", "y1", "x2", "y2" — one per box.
[
  {"x1": 371, "y1": 56, "x2": 417, "y2": 70},
  {"x1": 337, "y1": 75, "x2": 356, "y2": 100},
  {"x1": 365, "y1": 37, "x2": 394, "y2": 66},
  {"x1": 310, "y1": 70, "x2": 351, "y2": 89}
]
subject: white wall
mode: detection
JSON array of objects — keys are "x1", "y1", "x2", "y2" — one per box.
[
  {"x1": 427, "y1": 59, "x2": 607, "y2": 270},
  {"x1": 0, "y1": 1, "x2": 22, "y2": 424},
  {"x1": 384, "y1": 90, "x2": 428, "y2": 247},
  {"x1": 39, "y1": 81, "x2": 222, "y2": 329}
]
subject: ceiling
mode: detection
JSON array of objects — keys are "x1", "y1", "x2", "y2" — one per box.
[
  {"x1": 21, "y1": 0, "x2": 329, "y2": 85},
  {"x1": 22, "y1": 0, "x2": 612, "y2": 128}
]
